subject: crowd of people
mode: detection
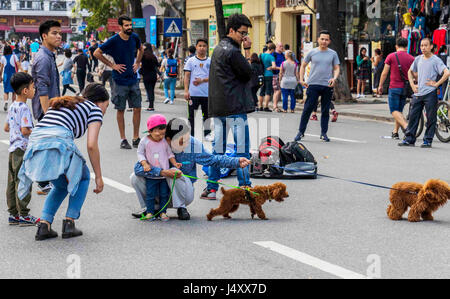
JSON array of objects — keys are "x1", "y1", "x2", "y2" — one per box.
[{"x1": 1, "y1": 12, "x2": 449, "y2": 241}]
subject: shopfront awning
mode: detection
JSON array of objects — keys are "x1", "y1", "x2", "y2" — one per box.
[
  {"x1": 14, "y1": 27, "x2": 72, "y2": 33},
  {"x1": 0, "y1": 25, "x2": 11, "y2": 31}
]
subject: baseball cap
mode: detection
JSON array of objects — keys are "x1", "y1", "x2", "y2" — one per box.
[{"x1": 144, "y1": 114, "x2": 167, "y2": 133}]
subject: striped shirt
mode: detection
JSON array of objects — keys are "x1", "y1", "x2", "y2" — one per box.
[{"x1": 36, "y1": 100, "x2": 103, "y2": 139}]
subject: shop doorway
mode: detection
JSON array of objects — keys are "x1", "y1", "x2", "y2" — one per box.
[{"x1": 296, "y1": 14, "x2": 313, "y2": 63}]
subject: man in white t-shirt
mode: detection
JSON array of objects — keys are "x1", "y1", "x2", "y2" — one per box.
[{"x1": 184, "y1": 38, "x2": 212, "y2": 141}]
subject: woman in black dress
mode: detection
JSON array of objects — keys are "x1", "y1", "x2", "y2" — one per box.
[{"x1": 141, "y1": 43, "x2": 160, "y2": 111}]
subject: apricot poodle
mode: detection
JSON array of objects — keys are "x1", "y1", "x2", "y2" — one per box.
[
  {"x1": 206, "y1": 182, "x2": 289, "y2": 221},
  {"x1": 387, "y1": 179, "x2": 450, "y2": 222}
]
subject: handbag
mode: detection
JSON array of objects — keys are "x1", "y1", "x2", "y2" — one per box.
[{"x1": 395, "y1": 53, "x2": 413, "y2": 98}]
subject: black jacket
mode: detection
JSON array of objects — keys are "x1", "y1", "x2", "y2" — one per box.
[{"x1": 208, "y1": 37, "x2": 255, "y2": 117}]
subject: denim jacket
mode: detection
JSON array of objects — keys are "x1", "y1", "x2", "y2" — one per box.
[
  {"x1": 134, "y1": 137, "x2": 240, "y2": 183},
  {"x1": 18, "y1": 126, "x2": 86, "y2": 200}
]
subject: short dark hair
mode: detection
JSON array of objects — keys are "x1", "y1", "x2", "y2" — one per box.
[
  {"x1": 284, "y1": 44, "x2": 290, "y2": 50},
  {"x1": 77, "y1": 48, "x2": 83, "y2": 53},
  {"x1": 10, "y1": 72, "x2": 33, "y2": 95},
  {"x1": 118, "y1": 15, "x2": 132, "y2": 26},
  {"x1": 196, "y1": 38, "x2": 208, "y2": 46},
  {"x1": 39, "y1": 20, "x2": 61, "y2": 39},
  {"x1": 167, "y1": 48, "x2": 174, "y2": 59},
  {"x1": 396, "y1": 37, "x2": 408, "y2": 48},
  {"x1": 150, "y1": 124, "x2": 167, "y2": 132},
  {"x1": 268, "y1": 43, "x2": 276, "y2": 51},
  {"x1": 226, "y1": 14, "x2": 252, "y2": 35},
  {"x1": 3, "y1": 45, "x2": 12, "y2": 56},
  {"x1": 421, "y1": 37, "x2": 432, "y2": 45},
  {"x1": 82, "y1": 83, "x2": 109, "y2": 103},
  {"x1": 250, "y1": 53, "x2": 260, "y2": 64},
  {"x1": 64, "y1": 49, "x2": 72, "y2": 58},
  {"x1": 188, "y1": 45, "x2": 196, "y2": 54},
  {"x1": 166, "y1": 118, "x2": 191, "y2": 140},
  {"x1": 318, "y1": 30, "x2": 331, "y2": 39}
]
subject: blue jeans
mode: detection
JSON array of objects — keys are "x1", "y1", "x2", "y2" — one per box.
[
  {"x1": 146, "y1": 178, "x2": 169, "y2": 214},
  {"x1": 405, "y1": 90, "x2": 438, "y2": 144},
  {"x1": 41, "y1": 164, "x2": 90, "y2": 224},
  {"x1": 388, "y1": 88, "x2": 407, "y2": 113},
  {"x1": 281, "y1": 88, "x2": 296, "y2": 111},
  {"x1": 207, "y1": 114, "x2": 251, "y2": 190},
  {"x1": 298, "y1": 85, "x2": 333, "y2": 136},
  {"x1": 164, "y1": 77, "x2": 177, "y2": 102}
]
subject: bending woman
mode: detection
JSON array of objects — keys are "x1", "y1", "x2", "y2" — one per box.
[{"x1": 18, "y1": 83, "x2": 109, "y2": 241}]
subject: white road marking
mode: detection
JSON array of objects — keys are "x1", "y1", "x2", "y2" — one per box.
[
  {"x1": 0, "y1": 139, "x2": 9, "y2": 145},
  {"x1": 305, "y1": 134, "x2": 367, "y2": 144},
  {"x1": 254, "y1": 241, "x2": 367, "y2": 279},
  {"x1": 90, "y1": 173, "x2": 135, "y2": 194}
]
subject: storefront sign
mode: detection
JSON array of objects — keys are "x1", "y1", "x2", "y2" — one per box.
[
  {"x1": 191, "y1": 20, "x2": 206, "y2": 44},
  {"x1": 150, "y1": 16, "x2": 157, "y2": 46},
  {"x1": 276, "y1": 0, "x2": 309, "y2": 8},
  {"x1": 0, "y1": 17, "x2": 13, "y2": 25},
  {"x1": 132, "y1": 18, "x2": 146, "y2": 29},
  {"x1": 107, "y1": 18, "x2": 121, "y2": 32},
  {"x1": 15, "y1": 16, "x2": 69, "y2": 26},
  {"x1": 209, "y1": 20, "x2": 217, "y2": 56},
  {"x1": 223, "y1": 4, "x2": 242, "y2": 17}
]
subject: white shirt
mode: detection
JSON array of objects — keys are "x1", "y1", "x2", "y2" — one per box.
[{"x1": 184, "y1": 56, "x2": 211, "y2": 97}]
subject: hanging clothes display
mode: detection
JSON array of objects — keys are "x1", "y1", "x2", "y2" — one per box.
[
  {"x1": 433, "y1": 26, "x2": 448, "y2": 54},
  {"x1": 408, "y1": 29, "x2": 423, "y2": 56}
]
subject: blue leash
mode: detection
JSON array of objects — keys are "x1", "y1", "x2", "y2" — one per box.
[{"x1": 270, "y1": 165, "x2": 419, "y2": 195}]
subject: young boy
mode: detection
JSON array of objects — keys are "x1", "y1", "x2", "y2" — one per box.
[{"x1": 4, "y1": 72, "x2": 39, "y2": 226}]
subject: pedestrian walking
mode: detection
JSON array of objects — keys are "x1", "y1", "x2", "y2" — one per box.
[
  {"x1": 279, "y1": 50, "x2": 299, "y2": 113},
  {"x1": 371, "y1": 48, "x2": 384, "y2": 98},
  {"x1": 88, "y1": 40, "x2": 99, "y2": 72},
  {"x1": 160, "y1": 48, "x2": 178, "y2": 105},
  {"x1": 272, "y1": 42, "x2": 285, "y2": 112},
  {"x1": 258, "y1": 42, "x2": 277, "y2": 112},
  {"x1": 399, "y1": 38, "x2": 450, "y2": 148},
  {"x1": 94, "y1": 15, "x2": 144, "y2": 150},
  {"x1": 184, "y1": 45, "x2": 196, "y2": 64},
  {"x1": 295, "y1": 30, "x2": 340, "y2": 142},
  {"x1": 141, "y1": 43, "x2": 159, "y2": 112},
  {"x1": 18, "y1": 83, "x2": 110, "y2": 241},
  {"x1": 184, "y1": 38, "x2": 212, "y2": 141},
  {"x1": 73, "y1": 49, "x2": 88, "y2": 93},
  {"x1": 31, "y1": 20, "x2": 62, "y2": 195},
  {"x1": 378, "y1": 37, "x2": 415, "y2": 139},
  {"x1": 60, "y1": 49, "x2": 76, "y2": 95},
  {"x1": 309, "y1": 92, "x2": 339, "y2": 122},
  {"x1": 249, "y1": 53, "x2": 264, "y2": 109},
  {"x1": 356, "y1": 47, "x2": 371, "y2": 99},
  {"x1": 30, "y1": 39, "x2": 39, "y2": 65},
  {"x1": 4, "y1": 72, "x2": 39, "y2": 226},
  {"x1": 203, "y1": 13, "x2": 254, "y2": 200},
  {"x1": 0, "y1": 45, "x2": 22, "y2": 111}
]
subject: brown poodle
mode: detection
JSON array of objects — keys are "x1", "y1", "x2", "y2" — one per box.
[
  {"x1": 387, "y1": 179, "x2": 450, "y2": 222},
  {"x1": 206, "y1": 182, "x2": 289, "y2": 221}
]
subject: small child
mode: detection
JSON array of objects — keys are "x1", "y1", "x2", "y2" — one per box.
[
  {"x1": 136, "y1": 114, "x2": 181, "y2": 221},
  {"x1": 4, "y1": 72, "x2": 39, "y2": 226}
]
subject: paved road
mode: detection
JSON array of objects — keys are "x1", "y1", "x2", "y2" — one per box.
[{"x1": 1, "y1": 78, "x2": 450, "y2": 279}]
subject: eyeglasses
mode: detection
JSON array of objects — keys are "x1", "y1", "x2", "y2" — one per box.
[{"x1": 237, "y1": 30, "x2": 248, "y2": 37}]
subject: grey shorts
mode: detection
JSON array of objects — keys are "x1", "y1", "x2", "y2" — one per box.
[{"x1": 112, "y1": 82, "x2": 142, "y2": 110}]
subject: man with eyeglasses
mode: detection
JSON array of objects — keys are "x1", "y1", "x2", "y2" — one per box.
[{"x1": 203, "y1": 13, "x2": 255, "y2": 200}]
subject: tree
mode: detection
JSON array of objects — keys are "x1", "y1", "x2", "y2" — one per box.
[
  {"x1": 129, "y1": 0, "x2": 146, "y2": 43},
  {"x1": 316, "y1": 0, "x2": 354, "y2": 102},
  {"x1": 214, "y1": 0, "x2": 226, "y2": 41}
]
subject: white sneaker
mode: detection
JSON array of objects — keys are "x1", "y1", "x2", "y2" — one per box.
[
  {"x1": 163, "y1": 98, "x2": 170, "y2": 104},
  {"x1": 205, "y1": 133, "x2": 214, "y2": 142},
  {"x1": 169, "y1": 101, "x2": 174, "y2": 105},
  {"x1": 356, "y1": 94, "x2": 361, "y2": 99},
  {"x1": 361, "y1": 94, "x2": 366, "y2": 98}
]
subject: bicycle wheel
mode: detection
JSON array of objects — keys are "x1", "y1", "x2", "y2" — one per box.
[
  {"x1": 436, "y1": 101, "x2": 450, "y2": 143},
  {"x1": 405, "y1": 101, "x2": 424, "y2": 138}
]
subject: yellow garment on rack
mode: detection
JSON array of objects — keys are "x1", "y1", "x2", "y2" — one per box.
[{"x1": 403, "y1": 13, "x2": 412, "y2": 26}]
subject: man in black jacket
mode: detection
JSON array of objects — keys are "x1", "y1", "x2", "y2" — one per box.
[{"x1": 202, "y1": 14, "x2": 254, "y2": 200}]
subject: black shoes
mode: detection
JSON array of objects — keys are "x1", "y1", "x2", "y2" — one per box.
[
  {"x1": 120, "y1": 139, "x2": 132, "y2": 149},
  {"x1": 391, "y1": 132, "x2": 400, "y2": 140},
  {"x1": 177, "y1": 207, "x2": 190, "y2": 220},
  {"x1": 35, "y1": 222, "x2": 58, "y2": 241},
  {"x1": 320, "y1": 134, "x2": 330, "y2": 142},
  {"x1": 294, "y1": 132, "x2": 304, "y2": 142},
  {"x1": 132, "y1": 138, "x2": 141, "y2": 148},
  {"x1": 263, "y1": 107, "x2": 272, "y2": 112},
  {"x1": 62, "y1": 219, "x2": 83, "y2": 239},
  {"x1": 132, "y1": 209, "x2": 147, "y2": 219}
]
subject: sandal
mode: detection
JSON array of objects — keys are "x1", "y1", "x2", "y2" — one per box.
[
  {"x1": 290, "y1": 110, "x2": 295, "y2": 113},
  {"x1": 274, "y1": 108, "x2": 282, "y2": 113},
  {"x1": 281, "y1": 109, "x2": 287, "y2": 113}
]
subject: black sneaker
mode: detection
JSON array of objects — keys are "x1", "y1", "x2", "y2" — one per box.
[
  {"x1": 132, "y1": 138, "x2": 141, "y2": 148},
  {"x1": 391, "y1": 132, "x2": 400, "y2": 140},
  {"x1": 320, "y1": 134, "x2": 330, "y2": 142},
  {"x1": 35, "y1": 222, "x2": 58, "y2": 241},
  {"x1": 8, "y1": 215, "x2": 20, "y2": 226},
  {"x1": 263, "y1": 107, "x2": 272, "y2": 112},
  {"x1": 62, "y1": 219, "x2": 83, "y2": 239},
  {"x1": 120, "y1": 139, "x2": 132, "y2": 149},
  {"x1": 398, "y1": 140, "x2": 415, "y2": 147},
  {"x1": 177, "y1": 207, "x2": 190, "y2": 220},
  {"x1": 294, "y1": 132, "x2": 304, "y2": 142},
  {"x1": 200, "y1": 189, "x2": 217, "y2": 200},
  {"x1": 132, "y1": 209, "x2": 147, "y2": 219},
  {"x1": 420, "y1": 141, "x2": 432, "y2": 148}
]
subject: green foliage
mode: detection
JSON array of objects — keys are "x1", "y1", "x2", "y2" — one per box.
[{"x1": 77, "y1": 0, "x2": 124, "y2": 33}]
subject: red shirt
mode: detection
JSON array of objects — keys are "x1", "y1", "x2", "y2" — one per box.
[{"x1": 385, "y1": 51, "x2": 415, "y2": 89}]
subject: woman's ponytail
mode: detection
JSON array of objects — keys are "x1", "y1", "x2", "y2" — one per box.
[{"x1": 49, "y1": 96, "x2": 85, "y2": 110}]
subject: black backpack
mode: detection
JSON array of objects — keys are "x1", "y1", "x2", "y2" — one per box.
[{"x1": 280, "y1": 141, "x2": 317, "y2": 165}]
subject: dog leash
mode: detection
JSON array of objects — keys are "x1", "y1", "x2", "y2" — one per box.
[
  {"x1": 181, "y1": 174, "x2": 259, "y2": 196},
  {"x1": 270, "y1": 165, "x2": 419, "y2": 195}
]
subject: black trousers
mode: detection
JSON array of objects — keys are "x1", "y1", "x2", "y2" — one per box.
[
  {"x1": 62, "y1": 84, "x2": 76, "y2": 95},
  {"x1": 251, "y1": 85, "x2": 259, "y2": 106},
  {"x1": 76, "y1": 69, "x2": 87, "y2": 93},
  {"x1": 188, "y1": 96, "x2": 211, "y2": 137},
  {"x1": 405, "y1": 90, "x2": 438, "y2": 144},
  {"x1": 143, "y1": 76, "x2": 157, "y2": 109}
]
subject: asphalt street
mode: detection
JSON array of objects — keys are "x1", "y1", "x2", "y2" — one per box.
[{"x1": 1, "y1": 79, "x2": 450, "y2": 279}]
